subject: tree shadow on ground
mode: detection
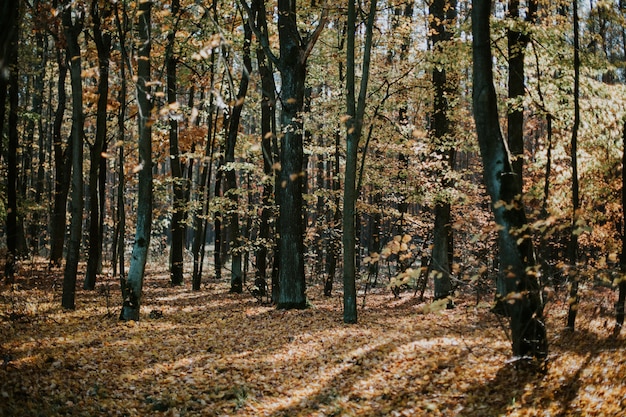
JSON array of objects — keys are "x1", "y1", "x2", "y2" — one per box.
[{"x1": 459, "y1": 361, "x2": 547, "y2": 416}]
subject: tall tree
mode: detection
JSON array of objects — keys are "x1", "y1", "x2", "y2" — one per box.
[
  {"x1": 342, "y1": 0, "x2": 376, "y2": 323},
  {"x1": 4, "y1": 0, "x2": 19, "y2": 283},
  {"x1": 61, "y1": 1, "x2": 85, "y2": 309},
  {"x1": 49, "y1": 32, "x2": 71, "y2": 268},
  {"x1": 84, "y1": 0, "x2": 112, "y2": 290},
  {"x1": 615, "y1": 0, "x2": 626, "y2": 337},
  {"x1": 253, "y1": 0, "x2": 278, "y2": 298},
  {"x1": 472, "y1": 0, "x2": 547, "y2": 361},
  {"x1": 166, "y1": 0, "x2": 185, "y2": 286},
  {"x1": 120, "y1": 0, "x2": 153, "y2": 321},
  {"x1": 224, "y1": 13, "x2": 253, "y2": 294},
  {"x1": 241, "y1": 0, "x2": 326, "y2": 308},
  {"x1": 566, "y1": 0, "x2": 581, "y2": 331},
  {"x1": 429, "y1": 0, "x2": 457, "y2": 303}
]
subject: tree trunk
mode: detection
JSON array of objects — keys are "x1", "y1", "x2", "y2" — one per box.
[
  {"x1": 225, "y1": 22, "x2": 252, "y2": 293},
  {"x1": 120, "y1": 0, "x2": 152, "y2": 321},
  {"x1": 85, "y1": 0, "x2": 111, "y2": 290},
  {"x1": 167, "y1": 0, "x2": 185, "y2": 287},
  {"x1": 273, "y1": 1, "x2": 326, "y2": 309},
  {"x1": 472, "y1": 0, "x2": 547, "y2": 361},
  {"x1": 28, "y1": 23, "x2": 47, "y2": 256},
  {"x1": 566, "y1": 0, "x2": 581, "y2": 331},
  {"x1": 343, "y1": 0, "x2": 376, "y2": 323},
  {"x1": 4, "y1": 3, "x2": 18, "y2": 283},
  {"x1": 430, "y1": 0, "x2": 457, "y2": 302},
  {"x1": 61, "y1": 4, "x2": 85, "y2": 310},
  {"x1": 617, "y1": 117, "x2": 626, "y2": 336},
  {"x1": 506, "y1": 0, "x2": 536, "y2": 187},
  {"x1": 253, "y1": 0, "x2": 276, "y2": 297},
  {"x1": 49, "y1": 47, "x2": 71, "y2": 268}
]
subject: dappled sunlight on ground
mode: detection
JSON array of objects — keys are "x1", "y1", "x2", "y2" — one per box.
[{"x1": 1, "y1": 261, "x2": 625, "y2": 416}]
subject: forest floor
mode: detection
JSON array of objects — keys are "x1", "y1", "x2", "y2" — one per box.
[{"x1": 1, "y1": 259, "x2": 625, "y2": 417}]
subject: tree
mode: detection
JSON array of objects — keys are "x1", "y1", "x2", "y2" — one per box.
[
  {"x1": 241, "y1": 0, "x2": 326, "y2": 308},
  {"x1": 342, "y1": 0, "x2": 377, "y2": 323},
  {"x1": 429, "y1": 0, "x2": 457, "y2": 303},
  {"x1": 224, "y1": 13, "x2": 253, "y2": 294},
  {"x1": 120, "y1": 0, "x2": 153, "y2": 321},
  {"x1": 566, "y1": 0, "x2": 581, "y2": 331},
  {"x1": 472, "y1": 0, "x2": 547, "y2": 361},
  {"x1": 84, "y1": 0, "x2": 112, "y2": 290},
  {"x1": 166, "y1": 0, "x2": 185, "y2": 287},
  {"x1": 4, "y1": 0, "x2": 19, "y2": 283},
  {"x1": 49, "y1": 6, "x2": 71, "y2": 268},
  {"x1": 61, "y1": 1, "x2": 85, "y2": 310}
]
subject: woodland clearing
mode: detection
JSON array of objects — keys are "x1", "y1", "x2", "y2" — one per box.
[{"x1": 1, "y1": 259, "x2": 625, "y2": 417}]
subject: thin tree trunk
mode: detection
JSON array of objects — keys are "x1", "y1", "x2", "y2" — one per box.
[
  {"x1": 120, "y1": 0, "x2": 152, "y2": 321},
  {"x1": 617, "y1": 118, "x2": 626, "y2": 336},
  {"x1": 252, "y1": 0, "x2": 276, "y2": 297},
  {"x1": 167, "y1": 0, "x2": 185, "y2": 286},
  {"x1": 112, "y1": 0, "x2": 129, "y2": 280},
  {"x1": 225, "y1": 21, "x2": 252, "y2": 293},
  {"x1": 49, "y1": 47, "x2": 71, "y2": 267},
  {"x1": 343, "y1": 0, "x2": 376, "y2": 323},
  {"x1": 4, "y1": 4, "x2": 19, "y2": 282},
  {"x1": 61, "y1": 4, "x2": 85, "y2": 310},
  {"x1": 85, "y1": 0, "x2": 111, "y2": 290},
  {"x1": 566, "y1": 0, "x2": 581, "y2": 330}
]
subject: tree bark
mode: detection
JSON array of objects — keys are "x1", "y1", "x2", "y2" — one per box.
[
  {"x1": 254, "y1": 0, "x2": 277, "y2": 297},
  {"x1": 61, "y1": 3, "x2": 85, "y2": 310},
  {"x1": 343, "y1": 0, "x2": 376, "y2": 323},
  {"x1": 120, "y1": 0, "x2": 152, "y2": 321},
  {"x1": 4, "y1": 2, "x2": 19, "y2": 282},
  {"x1": 430, "y1": 0, "x2": 457, "y2": 302},
  {"x1": 225, "y1": 21, "x2": 252, "y2": 293},
  {"x1": 49, "y1": 46, "x2": 70, "y2": 268},
  {"x1": 85, "y1": 0, "x2": 111, "y2": 290},
  {"x1": 472, "y1": 0, "x2": 547, "y2": 361},
  {"x1": 274, "y1": 1, "x2": 325, "y2": 309},
  {"x1": 566, "y1": 0, "x2": 581, "y2": 331},
  {"x1": 166, "y1": 0, "x2": 185, "y2": 287}
]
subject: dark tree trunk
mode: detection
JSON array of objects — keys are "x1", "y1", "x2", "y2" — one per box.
[
  {"x1": 614, "y1": 0, "x2": 626, "y2": 337},
  {"x1": 112, "y1": 0, "x2": 129, "y2": 280},
  {"x1": 166, "y1": 0, "x2": 185, "y2": 287},
  {"x1": 120, "y1": 0, "x2": 152, "y2": 321},
  {"x1": 430, "y1": 0, "x2": 457, "y2": 302},
  {"x1": 214, "y1": 154, "x2": 224, "y2": 282},
  {"x1": 272, "y1": 1, "x2": 325, "y2": 309},
  {"x1": 566, "y1": 0, "x2": 581, "y2": 331},
  {"x1": 342, "y1": 0, "x2": 376, "y2": 323},
  {"x1": 472, "y1": 0, "x2": 547, "y2": 361},
  {"x1": 225, "y1": 21, "x2": 252, "y2": 293},
  {"x1": 506, "y1": 0, "x2": 536, "y2": 187},
  {"x1": 85, "y1": 0, "x2": 111, "y2": 290},
  {"x1": 325, "y1": 130, "x2": 341, "y2": 297},
  {"x1": 61, "y1": 3, "x2": 85, "y2": 310},
  {"x1": 49, "y1": 47, "x2": 70, "y2": 268},
  {"x1": 4, "y1": 3, "x2": 19, "y2": 282},
  {"x1": 253, "y1": 0, "x2": 276, "y2": 297}
]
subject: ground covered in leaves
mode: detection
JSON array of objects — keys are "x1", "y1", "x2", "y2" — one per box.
[{"x1": 1, "y1": 261, "x2": 625, "y2": 416}]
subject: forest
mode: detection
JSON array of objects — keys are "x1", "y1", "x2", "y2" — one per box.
[{"x1": 1, "y1": 0, "x2": 625, "y2": 415}]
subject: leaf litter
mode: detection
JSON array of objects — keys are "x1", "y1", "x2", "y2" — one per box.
[{"x1": 1, "y1": 262, "x2": 624, "y2": 416}]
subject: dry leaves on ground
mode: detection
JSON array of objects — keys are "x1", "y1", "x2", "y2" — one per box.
[{"x1": 1, "y1": 261, "x2": 625, "y2": 416}]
